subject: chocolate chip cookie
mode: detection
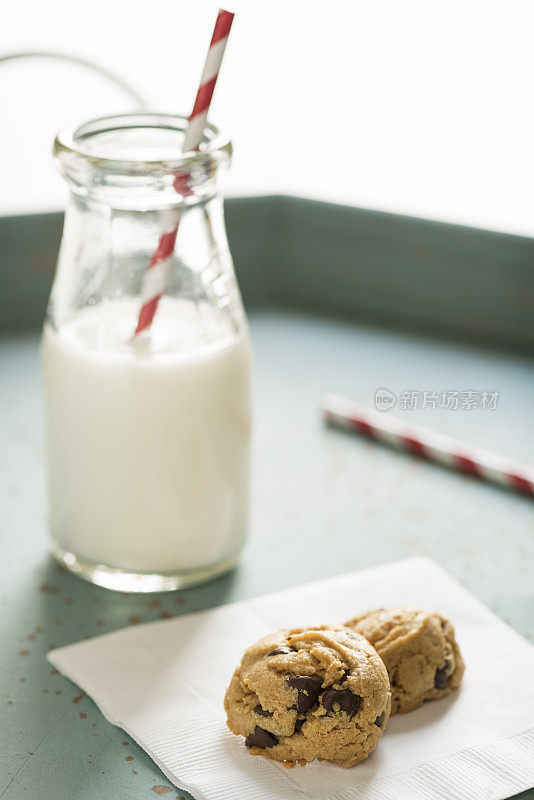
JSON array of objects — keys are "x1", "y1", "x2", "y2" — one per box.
[
  {"x1": 224, "y1": 625, "x2": 391, "y2": 767},
  {"x1": 345, "y1": 607, "x2": 464, "y2": 715}
]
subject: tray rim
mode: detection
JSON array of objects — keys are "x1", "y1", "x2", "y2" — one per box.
[{"x1": 1, "y1": 194, "x2": 533, "y2": 351}]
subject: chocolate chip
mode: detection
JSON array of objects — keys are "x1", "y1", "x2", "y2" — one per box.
[
  {"x1": 268, "y1": 646, "x2": 296, "y2": 656},
  {"x1": 434, "y1": 667, "x2": 448, "y2": 689},
  {"x1": 294, "y1": 717, "x2": 305, "y2": 732},
  {"x1": 340, "y1": 669, "x2": 351, "y2": 683},
  {"x1": 374, "y1": 713, "x2": 384, "y2": 727},
  {"x1": 321, "y1": 689, "x2": 362, "y2": 718},
  {"x1": 254, "y1": 704, "x2": 273, "y2": 717},
  {"x1": 287, "y1": 676, "x2": 322, "y2": 713},
  {"x1": 245, "y1": 726, "x2": 278, "y2": 748}
]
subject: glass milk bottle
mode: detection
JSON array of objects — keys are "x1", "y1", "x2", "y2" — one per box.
[{"x1": 41, "y1": 113, "x2": 252, "y2": 592}]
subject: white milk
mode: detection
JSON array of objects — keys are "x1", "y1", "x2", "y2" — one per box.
[{"x1": 41, "y1": 298, "x2": 252, "y2": 574}]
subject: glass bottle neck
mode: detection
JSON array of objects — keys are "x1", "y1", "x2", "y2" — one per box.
[
  {"x1": 47, "y1": 112, "x2": 243, "y2": 346},
  {"x1": 54, "y1": 112, "x2": 232, "y2": 210}
]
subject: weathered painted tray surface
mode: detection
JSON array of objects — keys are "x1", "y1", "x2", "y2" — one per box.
[
  {"x1": 2, "y1": 308, "x2": 533, "y2": 799},
  {"x1": 1, "y1": 198, "x2": 533, "y2": 798}
]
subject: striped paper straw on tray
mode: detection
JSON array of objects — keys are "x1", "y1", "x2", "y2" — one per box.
[
  {"x1": 134, "y1": 8, "x2": 234, "y2": 336},
  {"x1": 322, "y1": 393, "x2": 534, "y2": 498}
]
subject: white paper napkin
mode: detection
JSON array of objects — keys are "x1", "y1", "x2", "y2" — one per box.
[{"x1": 48, "y1": 557, "x2": 534, "y2": 800}]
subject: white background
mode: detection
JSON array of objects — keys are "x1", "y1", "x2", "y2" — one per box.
[{"x1": 1, "y1": 0, "x2": 533, "y2": 235}]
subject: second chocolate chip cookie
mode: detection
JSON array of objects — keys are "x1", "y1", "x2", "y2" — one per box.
[{"x1": 345, "y1": 606, "x2": 464, "y2": 714}]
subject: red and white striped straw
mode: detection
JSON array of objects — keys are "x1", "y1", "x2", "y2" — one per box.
[
  {"x1": 322, "y1": 393, "x2": 534, "y2": 498},
  {"x1": 134, "y1": 8, "x2": 234, "y2": 336}
]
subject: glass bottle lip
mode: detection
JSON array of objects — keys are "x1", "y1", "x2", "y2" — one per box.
[{"x1": 53, "y1": 112, "x2": 232, "y2": 178}]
